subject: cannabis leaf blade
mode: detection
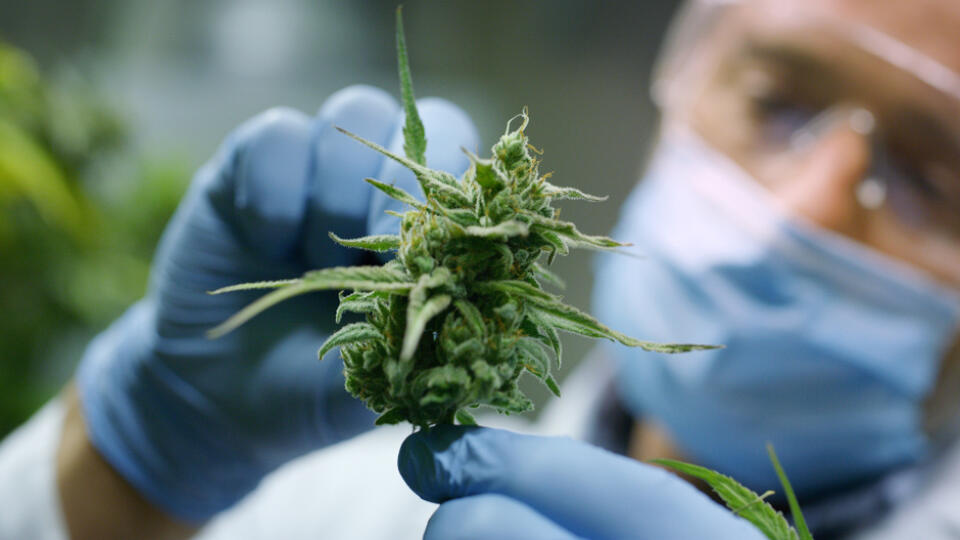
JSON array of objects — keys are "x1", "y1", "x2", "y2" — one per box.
[
  {"x1": 208, "y1": 266, "x2": 414, "y2": 338},
  {"x1": 401, "y1": 294, "x2": 452, "y2": 361},
  {"x1": 335, "y1": 291, "x2": 385, "y2": 323},
  {"x1": 528, "y1": 299, "x2": 715, "y2": 353},
  {"x1": 520, "y1": 210, "x2": 624, "y2": 249},
  {"x1": 365, "y1": 177, "x2": 423, "y2": 208},
  {"x1": 484, "y1": 279, "x2": 553, "y2": 302},
  {"x1": 516, "y1": 338, "x2": 550, "y2": 378},
  {"x1": 207, "y1": 281, "x2": 316, "y2": 339},
  {"x1": 485, "y1": 280, "x2": 714, "y2": 353},
  {"x1": 329, "y1": 232, "x2": 400, "y2": 252},
  {"x1": 453, "y1": 299, "x2": 486, "y2": 337},
  {"x1": 317, "y1": 322, "x2": 384, "y2": 361},
  {"x1": 542, "y1": 183, "x2": 608, "y2": 202},
  {"x1": 653, "y1": 459, "x2": 799, "y2": 540},
  {"x1": 395, "y1": 6, "x2": 426, "y2": 166},
  {"x1": 768, "y1": 444, "x2": 813, "y2": 540},
  {"x1": 208, "y1": 279, "x2": 301, "y2": 294},
  {"x1": 464, "y1": 220, "x2": 529, "y2": 238},
  {"x1": 454, "y1": 409, "x2": 478, "y2": 426},
  {"x1": 375, "y1": 407, "x2": 407, "y2": 426},
  {"x1": 301, "y1": 264, "x2": 414, "y2": 292},
  {"x1": 532, "y1": 262, "x2": 565, "y2": 289},
  {"x1": 335, "y1": 127, "x2": 469, "y2": 206}
]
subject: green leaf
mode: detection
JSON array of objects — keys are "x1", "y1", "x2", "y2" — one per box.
[
  {"x1": 520, "y1": 210, "x2": 624, "y2": 249},
  {"x1": 768, "y1": 444, "x2": 813, "y2": 540},
  {"x1": 545, "y1": 375, "x2": 562, "y2": 398},
  {"x1": 207, "y1": 265, "x2": 417, "y2": 338},
  {"x1": 484, "y1": 279, "x2": 555, "y2": 303},
  {"x1": 455, "y1": 409, "x2": 478, "y2": 426},
  {"x1": 302, "y1": 264, "x2": 414, "y2": 292},
  {"x1": 437, "y1": 206, "x2": 480, "y2": 227},
  {"x1": 375, "y1": 407, "x2": 407, "y2": 426},
  {"x1": 454, "y1": 299, "x2": 486, "y2": 337},
  {"x1": 535, "y1": 230, "x2": 569, "y2": 263},
  {"x1": 336, "y1": 126, "x2": 468, "y2": 206},
  {"x1": 464, "y1": 220, "x2": 529, "y2": 238},
  {"x1": 541, "y1": 182, "x2": 608, "y2": 202},
  {"x1": 317, "y1": 322, "x2": 384, "y2": 361},
  {"x1": 525, "y1": 297, "x2": 718, "y2": 354},
  {"x1": 523, "y1": 310, "x2": 563, "y2": 363},
  {"x1": 532, "y1": 262, "x2": 565, "y2": 289},
  {"x1": 207, "y1": 281, "x2": 318, "y2": 339},
  {"x1": 365, "y1": 177, "x2": 423, "y2": 208},
  {"x1": 653, "y1": 459, "x2": 799, "y2": 540},
  {"x1": 516, "y1": 338, "x2": 551, "y2": 378},
  {"x1": 542, "y1": 325, "x2": 562, "y2": 364},
  {"x1": 464, "y1": 150, "x2": 506, "y2": 191},
  {"x1": 395, "y1": 6, "x2": 426, "y2": 166},
  {"x1": 208, "y1": 279, "x2": 301, "y2": 295},
  {"x1": 335, "y1": 291, "x2": 384, "y2": 323},
  {"x1": 329, "y1": 232, "x2": 400, "y2": 252},
  {"x1": 416, "y1": 365, "x2": 471, "y2": 406},
  {"x1": 335, "y1": 126, "x2": 424, "y2": 170},
  {"x1": 401, "y1": 294, "x2": 452, "y2": 361},
  {"x1": 528, "y1": 305, "x2": 606, "y2": 339}
]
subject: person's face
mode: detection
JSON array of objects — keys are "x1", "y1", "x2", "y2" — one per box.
[
  {"x1": 676, "y1": 0, "x2": 960, "y2": 289},
  {"x1": 668, "y1": 0, "x2": 960, "y2": 435}
]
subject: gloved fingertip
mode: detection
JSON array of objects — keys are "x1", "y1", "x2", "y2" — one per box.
[
  {"x1": 224, "y1": 107, "x2": 314, "y2": 260},
  {"x1": 301, "y1": 85, "x2": 400, "y2": 267},
  {"x1": 417, "y1": 97, "x2": 481, "y2": 165},
  {"x1": 398, "y1": 425, "x2": 478, "y2": 503},
  {"x1": 316, "y1": 84, "x2": 398, "y2": 122},
  {"x1": 398, "y1": 431, "x2": 437, "y2": 501}
]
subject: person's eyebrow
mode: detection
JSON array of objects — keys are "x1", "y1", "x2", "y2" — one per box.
[
  {"x1": 729, "y1": 39, "x2": 847, "y2": 100},
  {"x1": 738, "y1": 39, "x2": 841, "y2": 81},
  {"x1": 738, "y1": 39, "x2": 960, "y2": 160}
]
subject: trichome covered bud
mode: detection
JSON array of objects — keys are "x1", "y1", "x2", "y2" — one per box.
[{"x1": 209, "y1": 8, "x2": 712, "y2": 429}]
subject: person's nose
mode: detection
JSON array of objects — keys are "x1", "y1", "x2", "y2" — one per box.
[{"x1": 771, "y1": 108, "x2": 874, "y2": 241}]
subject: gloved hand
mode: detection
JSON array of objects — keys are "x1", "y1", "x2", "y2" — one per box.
[
  {"x1": 399, "y1": 426, "x2": 768, "y2": 540},
  {"x1": 76, "y1": 85, "x2": 479, "y2": 522}
]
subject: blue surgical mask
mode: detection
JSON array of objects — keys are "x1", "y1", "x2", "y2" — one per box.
[{"x1": 595, "y1": 125, "x2": 960, "y2": 497}]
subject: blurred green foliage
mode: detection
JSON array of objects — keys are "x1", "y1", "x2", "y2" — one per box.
[{"x1": 0, "y1": 41, "x2": 187, "y2": 437}]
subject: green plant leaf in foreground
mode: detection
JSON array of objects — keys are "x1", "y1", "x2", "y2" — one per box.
[
  {"x1": 329, "y1": 232, "x2": 401, "y2": 252},
  {"x1": 395, "y1": 5, "x2": 426, "y2": 166},
  {"x1": 652, "y1": 458, "x2": 800, "y2": 540},
  {"x1": 207, "y1": 264, "x2": 413, "y2": 338},
  {"x1": 768, "y1": 444, "x2": 813, "y2": 540}
]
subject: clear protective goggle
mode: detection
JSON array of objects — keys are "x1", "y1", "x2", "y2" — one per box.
[{"x1": 650, "y1": 0, "x2": 960, "y2": 286}]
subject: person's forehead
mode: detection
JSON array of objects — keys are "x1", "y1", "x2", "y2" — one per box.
[{"x1": 741, "y1": 0, "x2": 960, "y2": 74}]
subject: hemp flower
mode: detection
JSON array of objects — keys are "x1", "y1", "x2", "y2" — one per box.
[{"x1": 210, "y1": 8, "x2": 712, "y2": 428}]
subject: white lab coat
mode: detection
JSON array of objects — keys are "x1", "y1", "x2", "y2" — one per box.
[{"x1": 2, "y1": 354, "x2": 960, "y2": 539}]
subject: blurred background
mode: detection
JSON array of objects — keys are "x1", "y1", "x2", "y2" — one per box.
[{"x1": 0, "y1": 0, "x2": 680, "y2": 438}]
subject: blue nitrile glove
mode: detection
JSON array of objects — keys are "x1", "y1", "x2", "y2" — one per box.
[
  {"x1": 399, "y1": 426, "x2": 768, "y2": 540},
  {"x1": 76, "y1": 85, "x2": 479, "y2": 523}
]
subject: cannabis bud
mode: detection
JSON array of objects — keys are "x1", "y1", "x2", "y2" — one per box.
[{"x1": 209, "y1": 8, "x2": 711, "y2": 428}]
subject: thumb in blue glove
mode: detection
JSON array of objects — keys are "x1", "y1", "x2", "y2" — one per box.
[
  {"x1": 77, "y1": 85, "x2": 479, "y2": 523},
  {"x1": 398, "y1": 426, "x2": 767, "y2": 540}
]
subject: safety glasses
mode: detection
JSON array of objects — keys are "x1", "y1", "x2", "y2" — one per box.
[{"x1": 651, "y1": 0, "x2": 960, "y2": 286}]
